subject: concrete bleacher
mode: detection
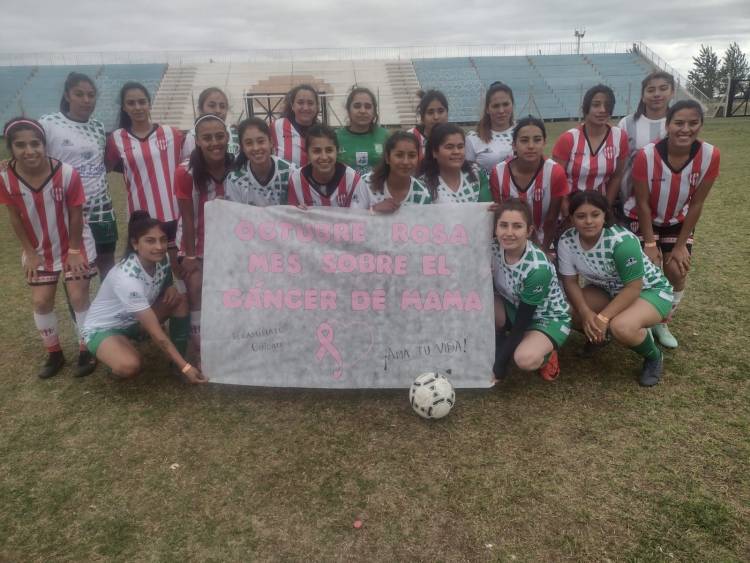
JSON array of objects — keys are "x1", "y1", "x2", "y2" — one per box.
[{"x1": 412, "y1": 58, "x2": 484, "y2": 123}]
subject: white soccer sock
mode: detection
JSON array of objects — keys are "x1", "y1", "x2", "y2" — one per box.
[
  {"x1": 34, "y1": 311, "x2": 61, "y2": 352},
  {"x1": 74, "y1": 310, "x2": 88, "y2": 348},
  {"x1": 190, "y1": 310, "x2": 201, "y2": 338},
  {"x1": 669, "y1": 290, "x2": 685, "y2": 318}
]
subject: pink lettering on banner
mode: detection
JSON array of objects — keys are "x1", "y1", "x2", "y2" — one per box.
[
  {"x1": 421, "y1": 255, "x2": 451, "y2": 276},
  {"x1": 235, "y1": 220, "x2": 254, "y2": 241},
  {"x1": 351, "y1": 289, "x2": 386, "y2": 311},
  {"x1": 391, "y1": 223, "x2": 469, "y2": 245},
  {"x1": 223, "y1": 288, "x2": 243, "y2": 308},
  {"x1": 321, "y1": 253, "x2": 408, "y2": 275},
  {"x1": 248, "y1": 253, "x2": 302, "y2": 274},
  {"x1": 400, "y1": 290, "x2": 483, "y2": 311}
]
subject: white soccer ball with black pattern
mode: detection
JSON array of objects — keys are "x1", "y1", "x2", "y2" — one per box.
[{"x1": 410, "y1": 372, "x2": 455, "y2": 419}]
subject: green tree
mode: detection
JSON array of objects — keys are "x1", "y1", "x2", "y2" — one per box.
[
  {"x1": 688, "y1": 44, "x2": 720, "y2": 98},
  {"x1": 718, "y1": 42, "x2": 749, "y2": 95}
]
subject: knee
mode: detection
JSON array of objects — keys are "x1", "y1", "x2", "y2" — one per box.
[
  {"x1": 32, "y1": 295, "x2": 54, "y2": 314},
  {"x1": 111, "y1": 357, "x2": 142, "y2": 379},
  {"x1": 514, "y1": 348, "x2": 543, "y2": 371},
  {"x1": 609, "y1": 316, "x2": 635, "y2": 342},
  {"x1": 664, "y1": 263, "x2": 687, "y2": 287}
]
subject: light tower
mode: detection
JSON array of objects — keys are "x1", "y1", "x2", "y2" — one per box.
[{"x1": 574, "y1": 29, "x2": 586, "y2": 54}]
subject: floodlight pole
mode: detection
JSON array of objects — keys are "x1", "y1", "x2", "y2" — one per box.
[{"x1": 574, "y1": 29, "x2": 586, "y2": 54}]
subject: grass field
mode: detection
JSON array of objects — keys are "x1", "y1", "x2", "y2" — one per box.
[{"x1": 1, "y1": 119, "x2": 749, "y2": 562}]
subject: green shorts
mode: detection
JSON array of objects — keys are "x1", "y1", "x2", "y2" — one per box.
[
  {"x1": 86, "y1": 324, "x2": 143, "y2": 355},
  {"x1": 89, "y1": 217, "x2": 118, "y2": 252},
  {"x1": 640, "y1": 288, "x2": 673, "y2": 320},
  {"x1": 503, "y1": 301, "x2": 572, "y2": 350}
]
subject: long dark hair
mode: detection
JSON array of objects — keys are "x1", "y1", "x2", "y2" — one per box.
[
  {"x1": 282, "y1": 84, "x2": 319, "y2": 122},
  {"x1": 582, "y1": 84, "x2": 615, "y2": 117},
  {"x1": 345, "y1": 86, "x2": 379, "y2": 131},
  {"x1": 123, "y1": 211, "x2": 163, "y2": 258},
  {"x1": 118, "y1": 81, "x2": 151, "y2": 130},
  {"x1": 415, "y1": 89, "x2": 449, "y2": 134},
  {"x1": 666, "y1": 100, "x2": 704, "y2": 124},
  {"x1": 189, "y1": 115, "x2": 233, "y2": 194},
  {"x1": 197, "y1": 86, "x2": 228, "y2": 114},
  {"x1": 369, "y1": 131, "x2": 419, "y2": 194},
  {"x1": 233, "y1": 117, "x2": 272, "y2": 172},
  {"x1": 420, "y1": 123, "x2": 475, "y2": 199},
  {"x1": 305, "y1": 123, "x2": 339, "y2": 153},
  {"x1": 568, "y1": 190, "x2": 615, "y2": 228},
  {"x1": 60, "y1": 72, "x2": 97, "y2": 114},
  {"x1": 634, "y1": 71, "x2": 675, "y2": 120},
  {"x1": 477, "y1": 82, "x2": 514, "y2": 143}
]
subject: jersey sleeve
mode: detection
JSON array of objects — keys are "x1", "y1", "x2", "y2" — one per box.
[
  {"x1": 0, "y1": 175, "x2": 12, "y2": 206},
  {"x1": 105, "y1": 133, "x2": 123, "y2": 173},
  {"x1": 287, "y1": 170, "x2": 299, "y2": 206},
  {"x1": 464, "y1": 134, "x2": 477, "y2": 163},
  {"x1": 519, "y1": 265, "x2": 552, "y2": 306},
  {"x1": 556, "y1": 236, "x2": 577, "y2": 277},
  {"x1": 631, "y1": 150, "x2": 648, "y2": 182},
  {"x1": 180, "y1": 130, "x2": 195, "y2": 162},
  {"x1": 350, "y1": 177, "x2": 371, "y2": 209},
  {"x1": 612, "y1": 235, "x2": 645, "y2": 285},
  {"x1": 705, "y1": 146, "x2": 720, "y2": 181},
  {"x1": 550, "y1": 163, "x2": 570, "y2": 197},
  {"x1": 552, "y1": 132, "x2": 573, "y2": 164},
  {"x1": 113, "y1": 274, "x2": 152, "y2": 314},
  {"x1": 488, "y1": 165, "x2": 501, "y2": 203},
  {"x1": 618, "y1": 129, "x2": 630, "y2": 162},
  {"x1": 174, "y1": 166, "x2": 194, "y2": 200},
  {"x1": 477, "y1": 169, "x2": 493, "y2": 203},
  {"x1": 66, "y1": 169, "x2": 86, "y2": 207}
]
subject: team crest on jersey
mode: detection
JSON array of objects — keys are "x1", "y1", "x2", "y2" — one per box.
[
  {"x1": 532, "y1": 285, "x2": 543, "y2": 294},
  {"x1": 156, "y1": 138, "x2": 168, "y2": 151},
  {"x1": 62, "y1": 139, "x2": 74, "y2": 147},
  {"x1": 356, "y1": 152, "x2": 369, "y2": 166},
  {"x1": 52, "y1": 184, "x2": 64, "y2": 202},
  {"x1": 625, "y1": 257, "x2": 637, "y2": 267},
  {"x1": 603, "y1": 146, "x2": 615, "y2": 159},
  {"x1": 534, "y1": 186, "x2": 543, "y2": 202},
  {"x1": 688, "y1": 172, "x2": 701, "y2": 187}
]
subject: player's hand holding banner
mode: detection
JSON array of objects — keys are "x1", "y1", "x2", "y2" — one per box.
[{"x1": 201, "y1": 200, "x2": 494, "y2": 388}]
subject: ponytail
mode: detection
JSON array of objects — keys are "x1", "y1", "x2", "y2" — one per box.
[{"x1": 123, "y1": 211, "x2": 162, "y2": 258}]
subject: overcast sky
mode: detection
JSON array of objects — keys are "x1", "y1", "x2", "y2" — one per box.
[{"x1": 2, "y1": 0, "x2": 748, "y2": 75}]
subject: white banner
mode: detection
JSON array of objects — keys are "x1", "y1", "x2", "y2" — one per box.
[{"x1": 201, "y1": 200, "x2": 494, "y2": 388}]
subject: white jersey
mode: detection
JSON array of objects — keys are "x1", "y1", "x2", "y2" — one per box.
[
  {"x1": 271, "y1": 118, "x2": 307, "y2": 167},
  {"x1": 225, "y1": 156, "x2": 294, "y2": 206},
  {"x1": 617, "y1": 114, "x2": 667, "y2": 201},
  {"x1": 465, "y1": 127, "x2": 514, "y2": 173},
  {"x1": 82, "y1": 253, "x2": 171, "y2": 341},
  {"x1": 0, "y1": 160, "x2": 96, "y2": 272},
  {"x1": 287, "y1": 164, "x2": 359, "y2": 207},
  {"x1": 424, "y1": 164, "x2": 490, "y2": 204},
  {"x1": 40, "y1": 112, "x2": 113, "y2": 223},
  {"x1": 181, "y1": 124, "x2": 241, "y2": 161},
  {"x1": 350, "y1": 173, "x2": 432, "y2": 208},
  {"x1": 106, "y1": 125, "x2": 183, "y2": 222}
]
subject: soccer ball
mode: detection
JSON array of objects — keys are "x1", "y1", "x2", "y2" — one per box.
[{"x1": 410, "y1": 372, "x2": 455, "y2": 419}]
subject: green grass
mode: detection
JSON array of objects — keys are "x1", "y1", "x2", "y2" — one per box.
[{"x1": 1, "y1": 119, "x2": 749, "y2": 561}]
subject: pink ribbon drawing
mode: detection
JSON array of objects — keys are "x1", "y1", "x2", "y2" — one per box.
[{"x1": 315, "y1": 322, "x2": 343, "y2": 379}]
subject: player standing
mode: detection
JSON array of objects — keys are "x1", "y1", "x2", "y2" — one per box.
[
  {"x1": 0, "y1": 118, "x2": 98, "y2": 378},
  {"x1": 40, "y1": 72, "x2": 117, "y2": 277},
  {"x1": 489, "y1": 116, "x2": 569, "y2": 251},
  {"x1": 623, "y1": 100, "x2": 719, "y2": 349},
  {"x1": 271, "y1": 84, "x2": 319, "y2": 167},
  {"x1": 181, "y1": 87, "x2": 241, "y2": 159},
  {"x1": 408, "y1": 89, "x2": 449, "y2": 163},
  {"x1": 336, "y1": 86, "x2": 389, "y2": 176},
  {"x1": 466, "y1": 82, "x2": 515, "y2": 173}
]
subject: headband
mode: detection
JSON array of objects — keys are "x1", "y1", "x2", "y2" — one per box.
[
  {"x1": 4, "y1": 119, "x2": 46, "y2": 139},
  {"x1": 194, "y1": 114, "x2": 226, "y2": 128}
]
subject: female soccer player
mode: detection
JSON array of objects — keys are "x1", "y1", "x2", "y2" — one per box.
[
  {"x1": 552, "y1": 84, "x2": 628, "y2": 207},
  {"x1": 271, "y1": 84, "x2": 319, "y2": 167},
  {"x1": 287, "y1": 124, "x2": 360, "y2": 207},
  {"x1": 466, "y1": 82, "x2": 515, "y2": 172},
  {"x1": 489, "y1": 116, "x2": 569, "y2": 251},
  {"x1": 83, "y1": 211, "x2": 205, "y2": 384},
  {"x1": 0, "y1": 118, "x2": 97, "y2": 379},
  {"x1": 175, "y1": 114, "x2": 233, "y2": 351},
  {"x1": 336, "y1": 86, "x2": 389, "y2": 175},
  {"x1": 491, "y1": 199, "x2": 571, "y2": 382},
  {"x1": 408, "y1": 89, "x2": 449, "y2": 161},
  {"x1": 623, "y1": 100, "x2": 719, "y2": 349},
  {"x1": 420, "y1": 123, "x2": 492, "y2": 204},
  {"x1": 225, "y1": 117, "x2": 295, "y2": 206},
  {"x1": 617, "y1": 71, "x2": 675, "y2": 204},
  {"x1": 181, "y1": 87, "x2": 241, "y2": 159},
  {"x1": 350, "y1": 131, "x2": 432, "y2": 212},
  {"x1": 40, "y1": 72, "x2": 117, "y2": 277},
  {"x1": 558, "y1": 191, "x2": 674, "y2": 386},
  {"x1": 106, "y1": 82, "x2": 184, "y2": 266}
]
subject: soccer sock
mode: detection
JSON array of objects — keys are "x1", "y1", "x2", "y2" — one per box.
[
  {"x1": 631, "y1": 330, "x2": 661, "y2": 361},
  {"x1": 169, "y1": 315, "x2": 190, "y2": 358},
  {"x1": 34, "y1": 312, "x2": 62, "y2": 353},
  {"x1": 190, "y1": 310, "x2": 201, "y2": 340},
  {"x1": 667, "y1": 290, "x2": 684, "y2": 321},
  {"x1": 74, "y1": 310, "x2": 88, "y2": 350},
  {"x1": 493, "y1": 330, "x2": 507, "y2": 377}
]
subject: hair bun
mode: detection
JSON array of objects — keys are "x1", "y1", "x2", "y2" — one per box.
[{"x1": 129, "y1": 210, "x2": 152, "y2": 224}]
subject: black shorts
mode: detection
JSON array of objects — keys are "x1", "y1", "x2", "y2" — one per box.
[{"x1": 628, "y1": 221, "x2": 693, "y2": 255}]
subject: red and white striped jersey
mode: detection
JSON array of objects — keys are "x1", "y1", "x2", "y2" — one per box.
[
  {"x1": 287, "y1": 164, "x2": 359, "y2": 208},
  {"x1": 407, "y1": 127, "x2": 427, "y2": 163},
  {"x1": 489, "y1": 157, "x2": 570, "y2": 241},
  {"x1": 624, "y1": 140, "x2": 720, "y2": 226},
  {"x1": 0, "y1": 160, "x2": 96, "y2": 271},
  {"x1": 552, "y1": 125, "x2": 628, "y2": 195},
  {"x1": 271, "y1": 118, "x2": 308, "y2": 167},
  {"x1": 174, "y1": 162, "x2": 226, "y2": 257},
  {"x1": 106, "y1": 125, "x2": 184, "y2": 222}
]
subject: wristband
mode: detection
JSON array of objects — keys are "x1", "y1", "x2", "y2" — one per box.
[
  {"x1": 68, "y1": 248, "x2": 81, "y2": 255},
  {"x1": 181, "y1": 363, "x2": 193, "y2": 374},
  {"x1": 183, "y1": 256, "x2": 197, "y2": 260},
  {"x1": 596, "y1": 313, "x2": 609, "y2": 324},
  {"x1": 644, "y1": 241, "x2": 657, "y2": 248}
]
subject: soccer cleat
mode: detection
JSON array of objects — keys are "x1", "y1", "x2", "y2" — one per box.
[
  {"x1": 639, "y1": 353, "x2": 663, "y2": 387},
  {"x1": 652, "y1": 323, "x2": 678, "y2": 349},
  {"x1": 579, "y1": 333, "x2": 611, "y2": 358},
  {"x1": 74, "y1": 350, "x2": 97, "y2": 378},
  {"x1": 539, "y1": 351, "x2": 560, "y2": 381},
  {"x1": 37, "y1": 351, "x2": 65, "y2": 379}
]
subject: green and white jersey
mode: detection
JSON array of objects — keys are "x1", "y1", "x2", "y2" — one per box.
[
  {"x1": 39, "y1": 112, "x2": 113, "y2": 223},
  {"x1": 82, "y1": 253, "x2": 171, "y2": 341},
  {"x1": 224, "y1": 156, "x2": 294, "y2": 206},
  {"x1": 350, "y1": 173, "x2": 432, "y2": 208},
  {"x1": 557, "y1": 225, "x2": 672, "y2": 297},
  {"x1": 424, "y1": 164, "x2": 493, "y2": 204},
  {"x1": 336, "y1": 126, "x2": 389, "y2": 175},
  {"x1": 492, "y1": 240, "x2": 570, "y2": 322}
]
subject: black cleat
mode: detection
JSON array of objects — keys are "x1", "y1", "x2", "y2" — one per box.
[
  {"x1": 37, "y1": 351, "x2": 65, "y2": 379},
  {"x1": 74, "y1": 350, "x2": 97, "y2": 378},
  {"x1": 639, "y1": 353, "x2": 663, "y2": 387}
]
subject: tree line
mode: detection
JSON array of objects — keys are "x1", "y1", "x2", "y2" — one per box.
[{"x1": 688, "y1": 42, "x2": 748, "y2": 99}]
